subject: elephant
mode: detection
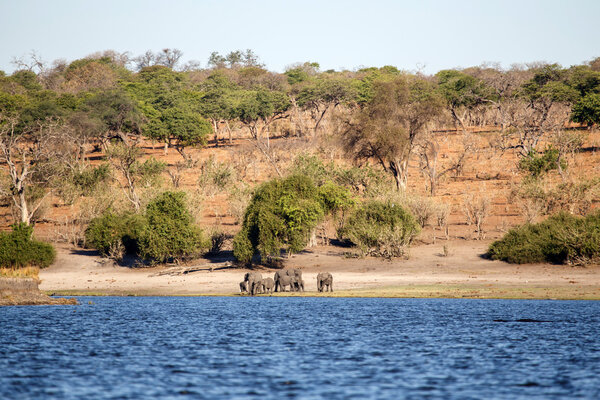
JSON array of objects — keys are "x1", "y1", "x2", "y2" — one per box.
[
  {"x1": 261, "y1": 278, "x2": 275, "y2": 294},
  {"x1": 274, "y1": 268, "x2": 302, "y2": 292},
  {"x1": 274, "y1": 273, "x2": 298, "y2": 292},
  {"x1": 293, "y1": 278, "x2": 305, "y2": 292},
  {"x1": 239, "y1": 281, "x2": 248, "y2": 293},
  {"x1": 253, "y1": 281, "x2": 263, "y2": 294},
  {"x1": 244, "y1": 272, "x2": 263, "y2": 296},
  {"x1": 317, "y1": 272, "x2": 333, "y2": 292}
]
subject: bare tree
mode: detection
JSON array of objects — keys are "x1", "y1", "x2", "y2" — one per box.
[
  {"x1": 0, "y1": 115, "x2": 64, "y2": 224},
  {"x1": 105, "y1": 141, "x2": 165, "y2": 211},
  {"x1": 134, "y1": 50, "x2": 156, "y2": 70},
  {"x1": 11, "y1": 50, "x2": 46, "y2": 74},
  {"x1": 157, "y1": 48, "x2": 183, "y2": 69}
]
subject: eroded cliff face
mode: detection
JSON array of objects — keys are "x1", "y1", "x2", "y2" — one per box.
[{"x1": 0, "y1": 278, "x2": 77, "y2": 306}]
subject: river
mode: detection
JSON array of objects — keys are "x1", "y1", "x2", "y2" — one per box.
[{"x1": 1, "y1": 297, "x2": 599, "y2": 399}]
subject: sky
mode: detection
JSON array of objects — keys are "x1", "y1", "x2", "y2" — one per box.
[{"x1": 0, "y1": 0, "x2": 598, "y2": 74}]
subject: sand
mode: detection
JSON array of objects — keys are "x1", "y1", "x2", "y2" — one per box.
[{"x1": 38, "y1": 241, "x2": 600, "y2": 300}]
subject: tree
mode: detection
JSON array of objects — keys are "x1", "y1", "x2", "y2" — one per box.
[
  {"x1": 161, "y1": 107, "x2": 212, "y2": 160},
  {"x1": 124, "y1": 65, "x2": 212, "y2": 158},
  {"x1": 571, "y1": 93, "x2": 600, "y2": 126},
  {"x1": 233, "y1": 175, "x2": 327, "y2": 263},
  {"x1": 417, "y1": 134, "x2": 470, "y2": 196},
  {"x1": 234, "y1": 89, "x2": 291, "y2": 141},
  {"x1": 436, "y1": 69, "x2": 495, "y2": 131},
  {"x1": 231, "y1": 89, "x2": 291, "y2": 176},
  {"x1": 343, "y1": 75, "x2": 444, "y2": 190},
  {"x1": 137, "y1": 191, "x2": 207, "y2": 263},
  {"x1": 84, "y1": 89, "x2": 143, "y2": 146},
  {"x1": 207, "y1": 49, "x2": 263, "y2": 69},
  {"x1": 285, "y1": 62, "x2": 320, "y2": 85},
  {"x1": 0, "y1": 114, "x2": 64, "y2": 224},
  {"x1": 197, "y1": 72, "x2": 238, "y2": 145},
  {"x1": 514, "y1": 64, "x2": 579, "y2": 156},
  {"x1": 105, "y1": 141, "x2": 165, "y2": 211},
  {"x1": 295, "y1": 76, "x2": 357, "y2": 135},
  {"x1": 134, "y1": 48, "x2": 183, "y2": 70}
]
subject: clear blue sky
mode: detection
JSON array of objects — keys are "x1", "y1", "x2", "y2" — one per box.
[{"x1": 1, "y1": 0, "x2": 598, "y2": 74}]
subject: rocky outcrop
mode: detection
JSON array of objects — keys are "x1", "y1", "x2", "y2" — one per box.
[{"x1": 0, "y1": 278, "x2": 77, "y2": 306}]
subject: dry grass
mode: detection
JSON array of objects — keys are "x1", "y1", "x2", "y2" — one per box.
[{"x1": 0, "y1": 266, "x2": 40, "y2": 279}]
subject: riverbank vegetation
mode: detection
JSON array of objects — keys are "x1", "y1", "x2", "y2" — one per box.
[
  {"x1": 0, "y1": 223, "x2": 55, "y2": 268},
  {"x1": 85, "y1": 191, "x2": 207, "y2": 263},
  {"x1": 1, "y1": 49, "x2": 599, "y2": 267},
  {"x1": 488, "y1": 212, "x2": 600, "y2": 264}
]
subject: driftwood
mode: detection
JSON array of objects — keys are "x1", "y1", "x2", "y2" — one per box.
[{"x1": 148, "y1": 262, "x2": 234, "y2": 277}]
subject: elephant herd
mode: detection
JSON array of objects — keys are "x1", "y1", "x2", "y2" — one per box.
[{"x1": 240, "y1": 269, "x2": 333, "y2": 296}]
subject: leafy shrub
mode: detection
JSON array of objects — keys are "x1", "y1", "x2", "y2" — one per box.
[
  {"x1": 233, "y1": 175, "x2": 351, "y2": 263},
  {"x1": 571, "y1": 93, "x2": 600, "y2": 125},
  {"x1": 198, "y1": 156, "x2": 236, "y2": 196},
  {"x1": 232, "y1": 229, "x2": 254, "y2": 264},
  {"x1": 85, "y1": 213, "x2": 126, "y2": 256},
  {"x1": 137, "y1": 191, "x2": 207, "y2": 263},
  {"x1": 135, "y1": 158, "x2": 166, "y2": 187},
  {"x1": 85, "y1": 212, "x2": 145, "y2": 258},
  {"x1": 518, "y1": 147, "x2": 566, "y2": 178},
  {"x1": 290, "y1": 154, "x2": 333, "y2": 185},
  {"x1": 318, "y1": 181, "x2": 356, "y2": 234},
  {"x1": 0, "y1": 223, "x2": 56, "y2": 268},
  {"x1": 340, "y1": 200, "x2": 420, "y2": 258},
  {"x1": 289, "y1": 153, "x2": 392, "y2": 196},
  {"x1": 488, "y1": 212, "x2": 600, "y2": 264},
  {"x1": 72, "y1": 164, "x2": 111, "y2": 194},
  {"x1": 85, "y1": 191, "x2": 207, "y2": 263}
]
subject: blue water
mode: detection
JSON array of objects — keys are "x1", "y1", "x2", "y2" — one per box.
[{"x1": 1, "y1": 297, "x2": 599, "y2": 399}]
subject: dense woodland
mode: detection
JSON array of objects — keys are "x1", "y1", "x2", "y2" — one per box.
[{"x1": 1, "y1": 49, "x2": 600, "y2": 266}]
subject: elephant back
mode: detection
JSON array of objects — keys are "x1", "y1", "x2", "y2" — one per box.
[{"x1": 283, "y1": 268, "x2": 302, "y2": 280}]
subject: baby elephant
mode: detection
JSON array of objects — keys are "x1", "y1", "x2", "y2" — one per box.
[
  {"x1": 317, "y1": 272, "x2": 333, "y2": 292},
  {"x1": 239, "y1": 281, "x2": 248, "y2": 293},
  {"x1": 261, "y1": 278, "x2": 275, "y2": 294}
]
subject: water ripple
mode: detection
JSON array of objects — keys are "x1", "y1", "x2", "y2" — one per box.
[{"x1": 1, "y1": 297, "x2": 600, "y2": 399}]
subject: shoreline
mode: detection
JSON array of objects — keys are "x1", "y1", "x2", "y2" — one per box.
[
  {"x1": 46, "y1": 284, "x2": 600, "y2": 300},
  {"x1": 38, "y1": 241, "x2": 600, "y2": 301}
]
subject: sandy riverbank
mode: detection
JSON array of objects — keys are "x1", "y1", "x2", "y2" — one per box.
[{"x1": 39, "y1": 241, "x2": 600, "y2": 300}]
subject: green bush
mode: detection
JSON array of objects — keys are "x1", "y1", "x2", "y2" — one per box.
[
  {"x1": 85, "y1": 191, "x2": 207, "y2": 263},
  {"x1": 0, "y1": 223, "x2": 56, "y2": 268},
  {"x1": 85, "y1": 213, "x2": 126, "y2": 256},
  {"x1": 340, "y1": 200, "x2": 420, "y2": 258},
  {"x1": 518, "y1": 147, "x2": 566, "y2": 178},
  {"x1": 137, "y1": 191, "x2": 207, "y2": 263},
  {"x1": 488, "y1": 212, "x2": 600, "y2": 264},
  {"x1": 233, "y1": 175, "x2": 351, "y2": 263},
  {"x1": 289, "y1": 154, "x2": 392, "y2": 196},
  {"x1": 72, "y1": 164, "x2": 111, "y2": 194},
  {"x1": 232, "y1": 229, "x2": 254, "y2": 264}
]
